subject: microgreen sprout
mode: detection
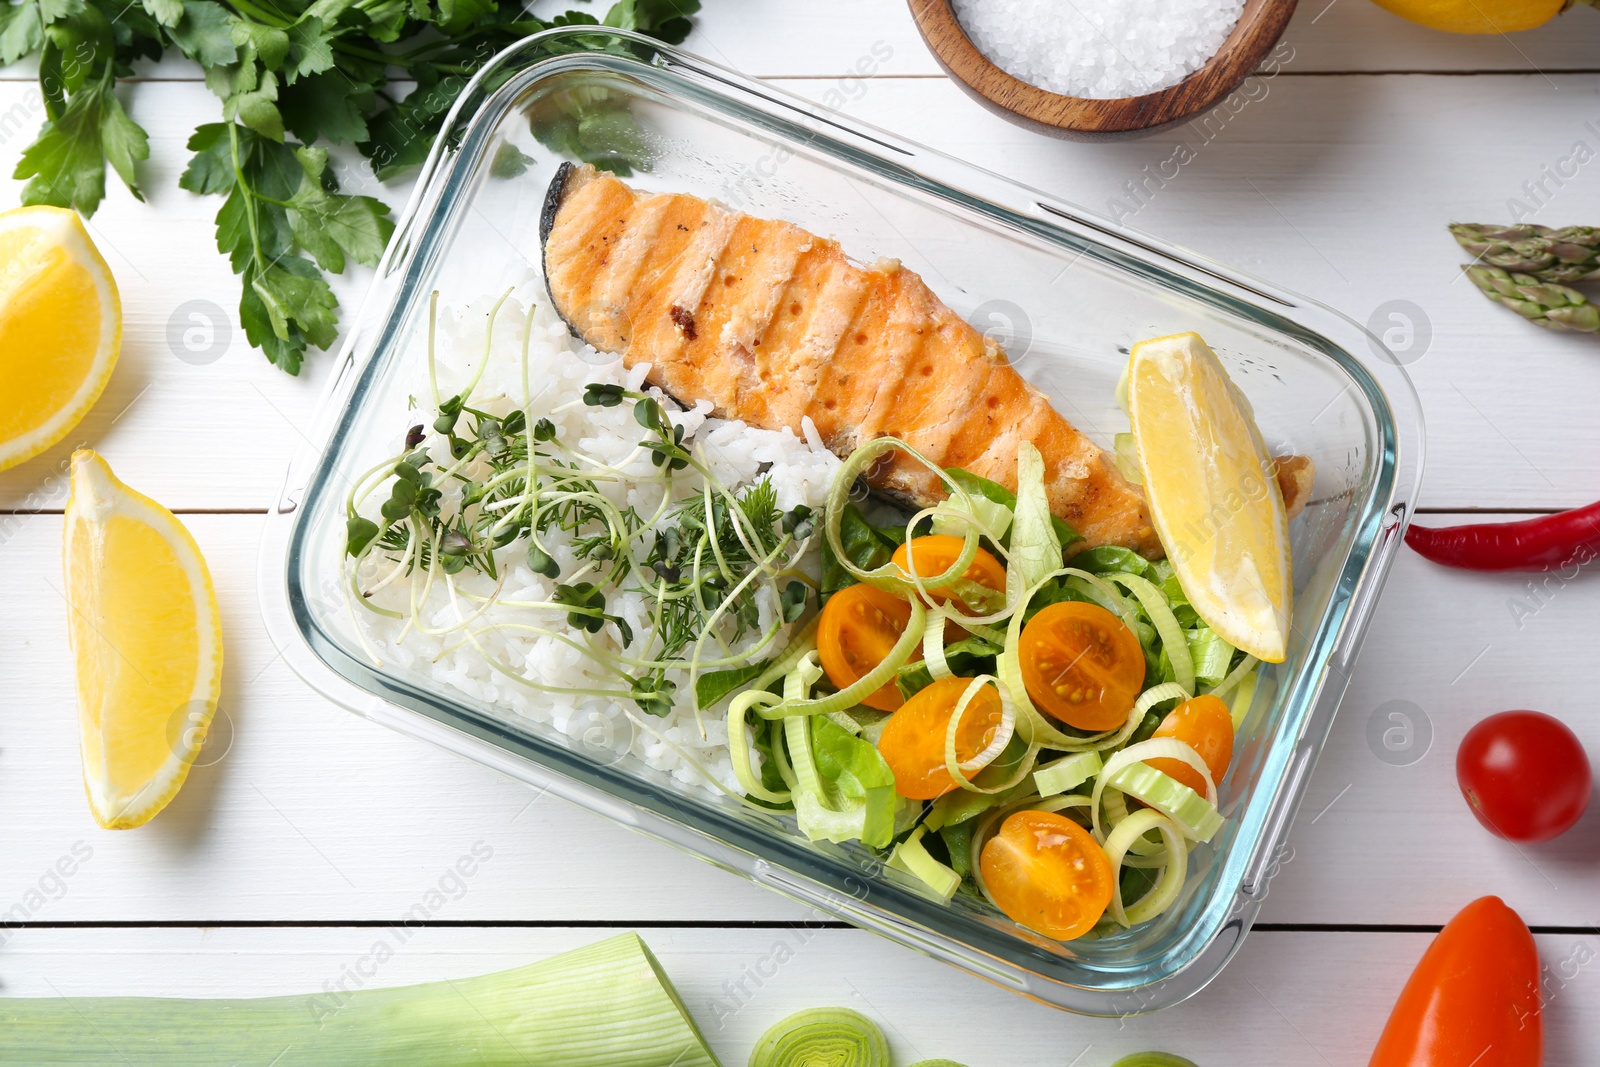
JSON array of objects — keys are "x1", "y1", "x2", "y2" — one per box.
[
  {"x1": 583, "y1": 383, "x2": 626, "y2": 407},
  {"x1": 343, "y1": 296, "x2": 819, "y2": 719}
]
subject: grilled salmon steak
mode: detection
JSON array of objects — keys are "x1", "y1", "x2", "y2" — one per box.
[{"x1": 540, "y1": 164, "x2": 1308, "y2": 556}]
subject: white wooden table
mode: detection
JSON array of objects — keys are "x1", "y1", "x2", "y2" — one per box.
[{"x1": 5, "y1": 3, "x2": 1600, "y2": 1062}]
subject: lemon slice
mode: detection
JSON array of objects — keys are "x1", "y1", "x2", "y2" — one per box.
[
  {"x1": 1127, "y1": 332, "x2": 1291, "y2": 663},
  {"x1": 0, "y1": 206, "x2": 121, "y2": 473},
  {"x1": 64, "y1": 451, "x2": 223, "y2": 828}
]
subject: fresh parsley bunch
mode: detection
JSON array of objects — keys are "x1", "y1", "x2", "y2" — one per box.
[{"x1": 0, "y1": 0, "x2": 697, "y2": 372}]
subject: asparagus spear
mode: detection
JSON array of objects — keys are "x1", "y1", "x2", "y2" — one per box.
[
  {"x1": 1464, "y1": 265, "x2": 1600, "y2": 333},
  {"x1": 1451, "y1": 223, "x2": 1600, "y2": 283}
]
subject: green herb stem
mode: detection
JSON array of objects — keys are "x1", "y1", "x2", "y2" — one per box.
[{"x1": 227, "y1": 123, "x2": 265, "y2": 272}]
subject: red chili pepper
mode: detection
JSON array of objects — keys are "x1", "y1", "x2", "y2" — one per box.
[{"x1": 1405, "y1": 499, "x2": 1600, "y2": 571}]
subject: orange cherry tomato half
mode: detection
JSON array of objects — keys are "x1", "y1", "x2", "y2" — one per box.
[
  {"x1": 980, "y1": 810, "x2": 1114, "y2": 940},
  {"x1": 876, "y1": 676, "x2": 1003, "y2": 800},
  {"x1": 817, "y1": 583, "x2": 920, "y2": 712},
  {"x1": 1017, "y1": 601, "x2": 1145, "y2": 732},
  {"x1": 1148, "y1": 694, "x2": 1234, "y2": 795},
  {"x1": 890, "y1": 535, "x2": 1006, "y2": 614}
]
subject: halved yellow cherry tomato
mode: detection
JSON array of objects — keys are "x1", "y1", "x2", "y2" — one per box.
[
  {"x1": 876, "y1": 676, "x2": 1002, "y2": 800},
  {"x1": 890, "y1": 535, "x2": 1006, "y2": 614},
  {"x1": 980, "y1": 809, "x2": 1114, "y2": 940},
  {"x1": 818, "y1": 583, "x2": 920, "y2": 712},
  {"x1": 1148, "y1": 694, "x2": 1234, "y2": 795},
  {"x1": 1018, "y1": 601, "x2": 1145, "y2": 732}
]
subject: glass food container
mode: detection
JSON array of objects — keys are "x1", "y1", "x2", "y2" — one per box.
[{"x1": 259, "y1": 27, "x2": 1423, "y2": 1016}]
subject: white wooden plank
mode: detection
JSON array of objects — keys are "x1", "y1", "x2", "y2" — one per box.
[
  {"x1": 770, "y1": 72, "x2": 1600, "y2": 511},
  {"x1": 0, "y1": 84, "x2": 401, "y2": 513},
  {"x1": 5, "y1": 511, "x2": 1598, "y2": 927},
  {"x1": 0, "y1": 513, "x2": 806, "y2": 923},
  {"x1": 5, "y1": 76, "x2": 1598, "y2": 511},
  {"x1": 1262, "y1": 518, "x2": 1600, "y2": 926},
  {"x1": 1282, "y1": 0, "x2": 1600, "y2": 71},
  {"x1": 3, "y1": 925, "x2": 1597, "y2": 1065},
  {"x1": 527, "y1": 0, "x2": 1600, "y2": 75},
  {"x1": 7, "y1": 75, "x2": 1600, "y2": 513},
  {"x1": 3, "y1": 0, "x2": 1594, "y2": 83}
]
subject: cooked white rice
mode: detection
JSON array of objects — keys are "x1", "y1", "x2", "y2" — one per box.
[{"x1": 346, "y1": 288, "x2": 842, "y2": 795}]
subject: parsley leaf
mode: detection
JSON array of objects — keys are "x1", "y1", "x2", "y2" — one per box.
[
  {"x1": 285, "y1": 146, "x2": 393, "y2": 273},
  {"x1": 2, "y1": 0, "x2": 697, "y2": 372},
  {"x1": 177, "y1": 122, "x2": 234, "y2": 195},
  {"x1": 0, "y1": 2, "x2": 46, "y2": 64},
  {"x1": 233, "y1": 19, "x2": 288, "y2": 69},
  {"x1": 284, "y1": 16, "x2": 333, "y2": 81},
  {"x1": 98, "y1": 88, "x2": 147, "y2": 189},
  {"x1": 605, "y1": 0, "x2": 699, "y2": 44},
  {"x1": 141, "y1": 0, "x2": 182, "y2": 27},
  {"x1": 16, "y1": 74, "x2": 148, "y2": 213},
  {"x1": 167, "y1": 0, "x2": 236, "y2": 67},
  {"x1": 279, "y1": 70, "x2": 370, "y2": 144},
  {"x1": 242, "y1": 256, "x2": 338, "y2": 373}
]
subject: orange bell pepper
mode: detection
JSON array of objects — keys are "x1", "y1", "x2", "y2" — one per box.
[{"x1": 1369, "y1": 896, "x2": 1541, "y2": 1067}]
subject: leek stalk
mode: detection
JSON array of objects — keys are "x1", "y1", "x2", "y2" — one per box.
[{"x1": 0, "y1": 934, "x2": 718, "y2": 1067}]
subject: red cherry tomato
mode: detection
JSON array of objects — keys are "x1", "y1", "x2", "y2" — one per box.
[{"x1": 1456, "y1": 710, "x2": 1591, "y2": 843}]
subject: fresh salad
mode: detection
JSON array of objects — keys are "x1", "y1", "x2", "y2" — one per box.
[
  {"x1": 342, "y1": 293, "x2": 1271, "y2": 943},
  {"x1": 715, "y1": 437, "x2": 1260, "y2": 941}
]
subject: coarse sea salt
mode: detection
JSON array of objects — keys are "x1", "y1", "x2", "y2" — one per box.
[{"x1": 953, "y1": 0, "x2": 1246, "y2": 100}]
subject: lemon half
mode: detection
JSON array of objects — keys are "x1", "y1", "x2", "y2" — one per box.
[
  {"x1": 1128, "y1": 333, "x2": 1291, "y2": 663},
  {"x1": 0, "y1": 206, "x2": 121, "y2": 472},
  {"x1": 64, "y1": 450, "x2": 223, "y2": 829},
  {"x1": 1369, "y1": 0, "x2": 1566, "y2": 34}
]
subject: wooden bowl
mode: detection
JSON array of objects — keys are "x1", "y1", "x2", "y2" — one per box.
[{"x1": 907, "y1": 0, "x2": 1298, "y2": 139}]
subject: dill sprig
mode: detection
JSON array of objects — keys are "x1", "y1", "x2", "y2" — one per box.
[{"x1": 631, "y1": 475, "x2": 810, "y2": 713}]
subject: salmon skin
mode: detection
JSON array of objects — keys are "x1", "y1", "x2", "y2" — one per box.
[{"x1": 540, "y1": 164, "x2": 1299, "y2": 556}]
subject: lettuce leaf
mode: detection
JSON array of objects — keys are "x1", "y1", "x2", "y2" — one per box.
[
  {"x1": 787, "y1": 715, "x2": 901, "y2": 849},
  {"x1": 933, "y1": 472, "x2": 1014, "y2": 541},
  {"x1": 1005, "y1": 442, "x2": 1063, "y2": 603},
  {"x1": 895, "y1": 633, "x2": 1004, "y2": 701},
  {"x1": 1187, "y1": 627, "x2": 1235, "y2": 687},
  {"x1": 945, "y1": 467, "x2": 1078, "y2": 549},
  {"x1": 750, "y1": 721, "x2": 791, "y2": 807},
  {"x1": 1071, "y1": 544, "x2": 1152, "y2": 579},
  {"x1": 925, "y1": 734, "x2": 1032, "y2": 829},
  {"x1": 820, "y1": 503, "x2": 903, "y2": 600},
  {"x1": 812, "y1": 718, "x2": 899, "y2": 849}
]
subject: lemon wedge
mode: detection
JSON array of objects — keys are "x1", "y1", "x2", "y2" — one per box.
[
  {"x1": 1127, "y1": 332, "x2": 1291, "y2": 663},
  {"x1": 64, "y1": 450, "x2": 223, "y2": 829},
  {"x1": 0, "y1": 206, "x2": 121, "y2": 473}
]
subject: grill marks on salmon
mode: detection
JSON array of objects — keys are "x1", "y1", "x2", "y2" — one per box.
[{"x1": 541, "y1": 164, "x2": 1295, "y2": 555}]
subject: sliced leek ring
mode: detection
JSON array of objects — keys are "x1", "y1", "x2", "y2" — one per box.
[
  {"x1": 1033, "y1": 751, "x2": 1102, "y2": 797},
  {"x1": 1107, "y1": 762, "x2": 1224, "y2": 843}
]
